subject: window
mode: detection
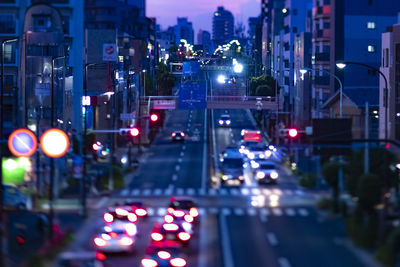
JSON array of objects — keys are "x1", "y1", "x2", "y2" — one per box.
[
  {"x1": 367, "y1": 22, "x2": 376, "y2": 29},
  {"x1": 3, "y1": 42, "x2": 16, "y2": 64},
  {"x1": 33, "y1": 15, "x2": 51, "y2": 31},
  {"x1": 368, "y1": 45, "x2": 376, "y2": 52},
  {"x1": 0, "y1": 14, "x2": 16, "y2": 34}
]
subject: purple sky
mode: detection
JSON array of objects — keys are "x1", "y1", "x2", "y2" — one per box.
[{"x1": 147, "y1": 0, "x2": 260, "y2": 41}]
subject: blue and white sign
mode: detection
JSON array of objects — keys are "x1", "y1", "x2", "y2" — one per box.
[
  {"x1": 182, "y1": 61, "x2": 201, "y2": 77},
  {"x1": 178, "y1": 81, "x2": 206, "y2": 109}
]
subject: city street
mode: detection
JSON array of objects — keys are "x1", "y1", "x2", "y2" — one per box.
[{"x1": 64, "y1": 108, "x2": 368, "y2": 267}]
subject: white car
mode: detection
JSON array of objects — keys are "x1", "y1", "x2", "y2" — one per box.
[
  {"x1": 93, "y1": 223, "x2": 137, "y2": 253},
  {"x1": 218, "y1": 114, "x2": 231, "y2": 126},
  {"x1": 253, "y1": 161, "x2": 279, "y2": 184}
]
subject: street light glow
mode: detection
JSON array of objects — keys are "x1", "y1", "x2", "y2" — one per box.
[
  {"x1": 233, "y1": 63, "x2": 243, "y2": 73},
  {"x1": 299, "y1": 69, "x2": 308, "y2": 75},
  {"x1": 336, "y1": 63, "x2": 347, "y2": 69},
  {"x1": 217, "y1": 74, "x2": 226, "y2": 84}
]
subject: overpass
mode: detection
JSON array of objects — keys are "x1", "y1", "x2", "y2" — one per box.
[{"x1": 141, "y1": 96, "x2": 282, "y2": 111}]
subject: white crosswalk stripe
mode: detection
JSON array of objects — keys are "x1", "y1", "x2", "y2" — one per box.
[
  {"x1": 260, "y1": 208, "x2": 269, "y2": 216},
  {"x1": 198, "y1": 208, "x2": 206, "y2": 216},
  {"x1": 120, "y1": 189, "x2": 129, "y2": 196},
  {"x1": 273, "y1": 189, "x2": 282, "y2": 195},
  {"x1": 252, "y1": 188, "x2": 261, "y2": 195},
  {"x1": 296, "y1": 190, "x2": 305, "y2": 196},
  {"x1": 157, "y1": 208, "x2": 166, "y2": 216},
  {"x1": 222, "y1": 208, "x2": 231, "y2": 216},
  {"x1": 241, "y1": 188, "x2": 250, "y2": 195},
  {"x1": 187, "y1": 188, "x2": 195, "y2": 195},
  {"x1": 263, "y1": 189, "x2": 271, "y2": 195},
  {"x1": 284, "y1": 189, "x2": 293, "y2": 195},
  {"x1": 285, "y1": 208, "x2": 296, "y2": 216},
  {"x1": 147, "y1": 208, "x2": 154, "y2": 216},
  {"x1": 154, "y1": 189, "x2": 162, "y2": 195},
  {"x1": 272, "y1": 208, "x2": 283, "y2": 216},
  {"x1": 143, "y1": 189, "x2": 151, "y2": 196},
  {"x1": 220, "y1": 188, "x2": 228, "y2": 195},
  {"x1": 234, "y1": 208, "x2": 245, "y2": 216},
  {"x1": 231, "y1": 188, "x2": 239, "y2": 195},
  {"x1": 209, "y1": 207, "x2": 219, "y2": 214},
  {"x1": 165, "y1": 188, "x2": 173, "y2": 195},
  {"x1": 131, "y1": 189, "x2": 140, "y2": 196},
  {"x1": 209, "y1": 189, "x2": 217, "y2": 195},
  {"x1": 198, "y1": 188, "x2": 206, "y2": 195},
  {"x1": 298, "y1": 208, "x2": 309, "y2": 216},
  {"x1": 248, "y1": 208, "x2": 257, "y2": 216},
  {"x1": 176, "y1": 188, "x2": 184, "y2": 195}
]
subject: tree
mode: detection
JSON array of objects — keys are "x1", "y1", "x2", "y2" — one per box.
[
  {"x1": 250, "y1": 75, "x2": 277, "y2": 96},
  {"x1": 322, "y1": 161, "x2": 341, "y2": 212},
  {"x1": 156, "y1": 62, "x2": 175, "y2": 96},
  {"x1": 357, "y1": 173, "x2": 383, "y2": 213}
]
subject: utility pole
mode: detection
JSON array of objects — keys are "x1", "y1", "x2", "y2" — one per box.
[{"x1": 364, "y1": 102, "x2": 369, "y2": 174}]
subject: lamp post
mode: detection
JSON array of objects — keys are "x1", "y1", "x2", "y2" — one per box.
[
  {"x1": 300, "y1": 68, "x2": 343, "y2": 118},
  {"x1": 0, "y1": 37, "x2": 18, "y2": 267},
  {"x1": 336, "y1": 61, "x2": 389, "y2": 139}
]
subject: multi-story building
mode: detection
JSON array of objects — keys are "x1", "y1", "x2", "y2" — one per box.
[
  {"x1": 380, "y1": 19, "x2": 400, "y2": 140},
  {"x1": 174, "y1": 17, "x2": 194, "y2": 45},
  {"x1": 312, "y1": 0, "x2": 400, "y2": 120},
  {"x1": 197, "y1": 30, "x2": 212, "y2": 54},
  {"x1": 212, "y1": 6, "x2": 234, "y2": 46}
]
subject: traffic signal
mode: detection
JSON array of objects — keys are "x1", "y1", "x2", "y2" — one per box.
[
  {"x1": 119, "y1": 127, "x2": 140, "y2": 140},
  {"x1": 130, "y1": 127, "x2": 140, "y2": 137},
  {"x1": 288, "y1": 128, "x2": 298, "y2": 138},
  {"x1": 150, "y1": 113, "x2": 159, "y2": 122},
  {"x1": 149, "y1": 110, "x2": 164, "y2": 128}
]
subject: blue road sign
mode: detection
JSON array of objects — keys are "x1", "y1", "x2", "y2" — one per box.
[
  {"x1": 178, "y1": 81, "x2": 206, "y2": 109},
  {"x1": 182, "y1": 61, "x2": 201, "y2": 77}
]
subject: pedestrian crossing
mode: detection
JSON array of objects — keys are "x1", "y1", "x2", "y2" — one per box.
[
  {"x1": 143, "y1": 206, "x2": 311, "y2": 218},
  {"x1": 118, "y1": 187, "x2": 312, "y2": 198}
]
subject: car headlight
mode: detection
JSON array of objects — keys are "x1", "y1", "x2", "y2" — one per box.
[
  {"x1": 239, "y1": 175, "x2": 244, "y2": 180},
  {"x1": 270, "y1": 171, "x2": 279, "y2": 179},
  {"x1": 250, "y1": 161, "x2": 260, "y2": 168},
  {"x1": 222, "y1": 175, "x2": 232, "y2": 180},
  {"x1": 226, "y1": 120, "x2": 231, "y2": 125},
  {"x1": 256, "y1": 172, "x2": 266, "y2": 179},
  {"x1": 259, "y1": 154, "x2": 265, "y2": 158},
  {"x1": 265, "y1": 150, "x2": 272, "y2": 157},
  {"x1": 248, "y1": 153, "x2": 255, "y2": 159},
  {"x1": 219, "y1": 120, "x2": 224, "y2": 125}
]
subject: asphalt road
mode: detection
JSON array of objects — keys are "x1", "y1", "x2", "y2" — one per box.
[{"x1": 60, "y1": 106, "x2": 370, "y2": 267}]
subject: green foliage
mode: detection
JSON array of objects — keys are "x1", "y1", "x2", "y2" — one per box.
[
  {"x1": 317, "y1": 197, "x2": 334, "y2": 211},
  {"x1": 345, "y1": 148, "x2": 397, "y2": 197},
  {"x1": 249, "y1": 75, "x2": 277, "y2": 96},
  {"x1": 357, "y1": 173, "x2": 383, "y2": 212},
  {"x1": 347, "y1": 210, "x2": 379, "y2": 249},
  {"x1": 99, "y1": 165, "x2": 124, "y2": 190},
  {"x1": 376, "y1": 227, "x2": 400, "y2": 266},
  {"x1": 156, "y1": 62, "x2": 176, "y2": 96},
  {"x1": 322, "y1": 161, "x2": 342, "y2": 212},
  {"x1": 144, "y1": 72, "x2": 154, "y2": 96},
  {"x1": 299, "y1": 173, "x2": 317, "y2": 189}
]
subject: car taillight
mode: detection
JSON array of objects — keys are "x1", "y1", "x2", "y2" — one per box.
[
  {"x1": 110, "y1": 232, "x2": 118, "y2": 238},
  {"x1": 184, "y1": 214, "x2": 194, "y2": 223},
  {"x1": 189, "y1": 207, "x2": 198, "y2": 217},
  {"x1": 125, "y1": 224, "x2": 137, "y2": 236},
  {"x1": 163, "y1": 223, "x2": 179, "y2": 231},
  {"x1": 151, "y1": 233, "x2": 164, "y2": 241},
  {"x1": 172, "y1": 133, "x2": 176, "y2": 137},
  {"x1": 128, "y1": 213, "x2": 138, "y2": 222},
  {"x1": 178, "y1": 232, "x2": 191, "y2": 241},
  {"x1": 136, "y1": 208, "x2": 147, "y2": 216},
  {"x1": 115, "y1": 208, "x2": 129, "y2": 216},
  {"x1": 164, "y1": 214, "x2": 174, "y2": 223},
  {"x1": 103, "y1": 213, "x2": 113, "y2": 223},
  {"x1": 180, "y1": 132, "x2": 185, "y2": 137},
  {"x1": 157, "y1": 251, "x2": 171, "y2": 259},
  {"x1": 167, "y1": 207, "x2": 175, "y2": 214},
  {"x1": 94, "y1": 237, "x2": 108, "y2": 247},
  {"x1": 141, "y1": 258, "x2": 158, "y2": 267},
  {"x1": 173, "y1": 210, "x2": 185, "y2": 217},
  {"x1": 118, "y1": 237, "x2": 133, "y2": 246},
  {"x1": 96, "y1": 252, "x2": 107, "y2": 261},
  {"x1": 170, "y1": 257, "x2": 187, "y2": 267}
]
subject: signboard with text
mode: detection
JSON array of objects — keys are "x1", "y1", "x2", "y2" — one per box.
[
  {"x1": 182, "y1": 61, "x2": 201, "y2": 77},
  {"x1": 103, "y1": 43, "x2": 117, "y2": 61},
  {"x1": 153, "y1": 100, "x2": 176, "y2": 110},
  {"x1": 178, "y1": 81, "x2": 206, "y2": 109}
]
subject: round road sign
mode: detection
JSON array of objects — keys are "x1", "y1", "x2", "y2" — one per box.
[
  {"x1": 8, "y1": 129, "x2": 38, "y2": 157},
  {"x1": 40, "y1": 128, "x2": 70, "y2": 158}
]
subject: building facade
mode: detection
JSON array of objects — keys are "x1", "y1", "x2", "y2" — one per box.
[
  {"x1": 174, "y1": 17, "x2": 194, "y2": 45},
  {"x1": 212, "y1": 6, "x2": 234, "y2": 46}
]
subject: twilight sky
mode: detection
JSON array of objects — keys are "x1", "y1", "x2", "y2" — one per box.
[{"x1": 147, "y1": 0, "x2": 261, "y2": 42}]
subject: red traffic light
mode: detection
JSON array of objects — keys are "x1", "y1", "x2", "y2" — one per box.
[
  {"x1": 130, "y1": 128, "x2": 140, "y2": 137},
  {"x1": 288, "y1": 128, "x2": 298, "y2": 138},
  {"x1": 150, "y1": 114, "x2": 158, "y2": 122}
]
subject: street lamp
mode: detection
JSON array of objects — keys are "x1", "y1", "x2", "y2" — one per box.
[
  {"x1": 0, "y1": 37, "x2": 18, "y2": 267},
  {"x1": 217, "y1": 74, "x2": 226, "y2": 84},
  {"x1": 336, "y1": 61, "x2": 389, "y2": 139},
  {"x1": 300, "y1": 68, "x2": 343, "y2": 118}
]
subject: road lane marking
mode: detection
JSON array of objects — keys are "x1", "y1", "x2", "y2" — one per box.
[
  {"x1": 285, "y1": 208, "x2": 296, "y2": 216},
  {"x1": 175, "y1": 165, "x2": 181, "y2": 171},
  {"x1": 94, "y1": 197, "x2": 108, "y2": 209},
  {"x1": 234, "y1": 208, "x2": 244, "y2": 216},
  {"x1": 273, "y1": 189, "x2": 282, "y2": 195},
  {"x1": 199, "y1": 188, "x2": 206, "y2": 195},
  {"x1": 220, "y1": 188, "x2": 228, "y2": 195},
  {"x1": 178, "y1": 158, "x2": 183, "y2": 163},
  {"x1": 219, "y1": 214, "x2": 235, "y2": 267},
  {"x1": 143, "y1": 189, "x2": 151, "y2": 196},
  {"x1": 278, "y1": 258, "x2": 292, "y2": 267},
  {"x1": 241, "y1": 188, "x2": 250, "y2": 195},
  {"x1": 260, "y1": 208, "x2": 270, "y2": 216},
  {"x1": 198, "y1": 208, "x2": 206, "y2": 216},
  {"x1": 187, "y1": 188, "x2": 195, "y2": 195},
  {"x1": 222, "y1": 208, "x2": 231, "y2": 216},
  {"x1": 157, "y1": 208, "x2": 166, "y2": 216},
  {"x1": 263, "y1": 189, "x2": 271, "y2": 195},
  {"x1": 230, "y1": 188, "x2": 239, "y2": 195},
  {"x1": 198, "y1": 208, "x2": 208, "y2": 267},
  {"x1": 298, "y1": 208, "x2": 309, "y2": 216},
  {"x1": 260, "y1": 213, "x2": 268, "y2": 222},
  {"x1": 201, "y1": 109, "x2": 207, "y2": 191},
  {"x1": 172, "y1": 174, "x2": 178, "y2": 181},
  {"x1": 182, "y1": 145, "x2": 186, "y2": 150},
  {"x1": 186, "y1": 128, "x2": 189, "y2": 131},
  {"x1": 209, "y1": 188, "x2": 217, "y2": 195},
  {"x1": 154, "y1": 188, "x2": 162, "y2": 195},
  {"x1": 272, "y1": 208, "x2": 283, "y2": 216},
  {"x1": 296, "y1": 190, "x2": 305, "y2": 195},
  {"x1": 248, "y1": 208, "x2": 257, "y2": 216},
  {"x1": 131, "y1": 189, "x2": 140, "y2": 196},
  {"x1": 252, "y1": 188, "x2": 261, "y2": 195},
  {"x1": 147, "y1": 208, "x2": 154, "y2": 216},
  {"x1": 284, "y1": 189, "x2": 293, "y2": 195},
  {"x1": 180, "y1": 151, "x2": 184, "y2": 156},
  {"x1": 209, "y1": 207, "x2": 219, "y2": 214},
  {"x1": 266, "y1": 233, "x2": 278, "y2": 246},
  {"x1": 120, "y1": 189, "x2": 129, "y2": 196}
]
